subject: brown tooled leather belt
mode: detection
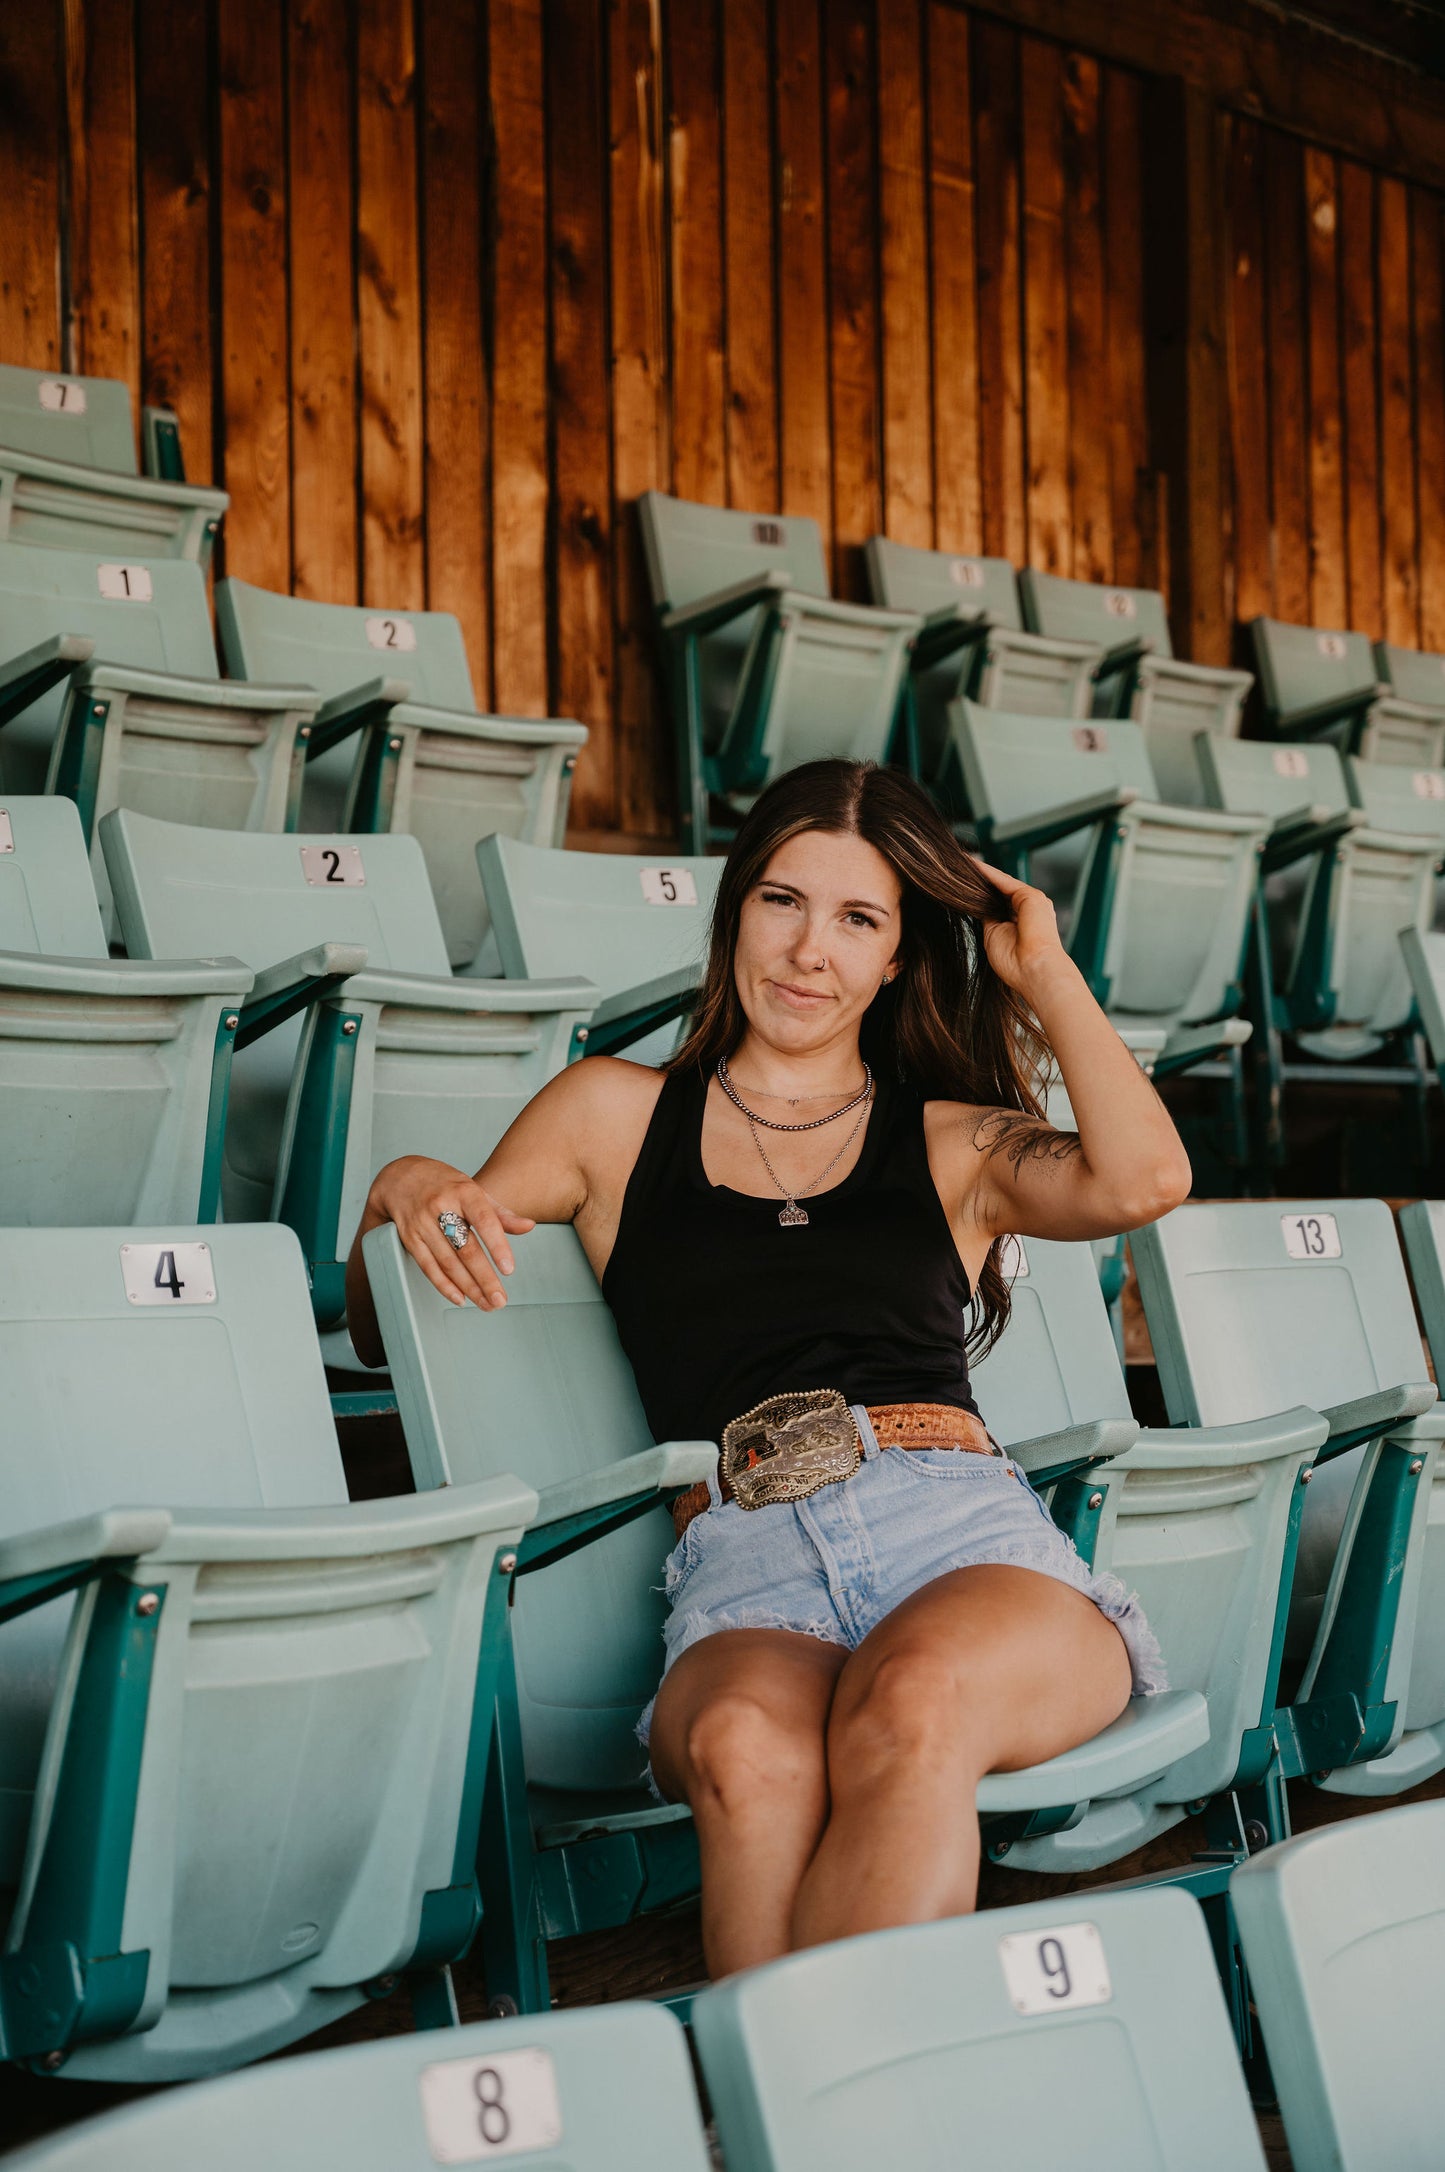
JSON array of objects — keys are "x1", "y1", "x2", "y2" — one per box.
[{"x1": 671, "y1": 1401, "x2": 999, "y2": 1539}]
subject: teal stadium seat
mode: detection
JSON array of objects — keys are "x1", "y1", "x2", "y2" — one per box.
[
  {"x1": 0, "y1": 796, "x2": 250, "y2": 1225},
  {"x1": 363, "y1": 1222, "x2": 1210, "y2": 2013},
  {"x1": 101, "y1": 811, "x2": 593, "y2": 1331},
  {"x1": 1019, "y1": 570, "x2": 1253, "y2": 806},
  {"x1": 1369, "y1": 640, "x2": 1445, "y2": 765},
  {"x1": 972, "y1": 1232, "x2": 1322, "y2": 1887},
  {"x1": 864, "y1": 538, "x2": 1101, "y2": 817},
  {"x1": 1199, "y1": 736, "x2": 1437, "y2": 1162},
  {"x1": 216, "y1": 579, "x2": 588, "y2": 969},
  {"x1": 639, "y1": 493, "x2": 919, "y2": 851},
  {"x1": 475, "y1": 834, "x2": 722, "y2": 1060},
  {"x1": 0, "y1": 1221, "x2": 538, "y2": 2080},
  {"x1": 1385, "y1": 1201, "x2": 1445, "y2": 1793},
  {"x1": 1400, "y1": 926, "x2": 1445, "y2": 1091},
  {"x1": 0, "y1": 362, "x2": 227, "y2": 566},
  {"x1": 1132, "y1": 1200, "x2": 1445, "y2": 1822},
  {"x1": 954, "y1": 702, "x2": 1261, "y2": 1134},
  {"x1": 1250, "y1": 617, "x2": 1380, "y2": 755},
  {"x1": 2, "y1": 2001, "x2": 712, "y2": 2169},
  {"x1": 691, "y1": 1887, "x2": 1266, "y2": 2172},
  {"x1": 1232, "y1": 1801, "x2": 1445, "y2": 2172}
]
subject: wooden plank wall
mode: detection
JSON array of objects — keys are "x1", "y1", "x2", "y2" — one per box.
[
  {"x1": 4, "y1": 4, "x2": 1444, "y2": 834},
  {"x1": 1226, "y1": 114, "x2": 1445, "y2": 653}
]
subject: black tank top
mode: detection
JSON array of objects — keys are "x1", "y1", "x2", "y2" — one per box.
[{"x1": 602, "y1": 1066, "x2": 980, "y2": 1446}]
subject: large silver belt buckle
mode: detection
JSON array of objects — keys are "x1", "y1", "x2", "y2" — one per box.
[{"x1": 721, "y1": 1388, "x2": 863, "y2": 1511}]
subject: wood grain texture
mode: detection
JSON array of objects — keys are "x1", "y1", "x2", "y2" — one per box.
[
  {"x1": 0, "y1": 11, "x2": 63, "y2": 372},
  {"x1": 775, "y1": 0, "x2": 832, "y2": 543},
  {"x1": 218, "y1": 0, "x2": 290, "y2": 591},
  {"x1": 357, "y1": 0, "x2": 424, "y2": 609},
  {"x1": 1413, "y1": 189, "x2": 1445, "y2": 655},
  {"x1": 610, "y1": 0, "x2": 671, "y2": 834},
  {"x1": 877, "y1": 0, "x2": 933, "y2": 548},
  {"x1": 1020, "y1": 34, "x2": 1068, "y2": 575},
  {"x1": 1303, "y1": 145, "x2": 1346, "y2": 631},
  {"x1": 668, "y1": 0, "x2": 726, "y2": 505},
  {"x1": 825, "y1": 0, "x2": 881, "y2": 594},
  {"x1": 1225, "y1": 116, "x2": 1271, "y2": 622},
  {"x1": 721, "y1": 0, "x2": 778, "y2": 511},
  {"x1": 926, "y1": 0, "x2": 980, "y2": 553},
  {"x1": 1378, "y1": 173, "x2": 1420, "y2": 647},
  {"x1": 64, "y1": 0, "x2": 139, "y2": 400},
  {"x1": 1339, "y1": 157, "x2": 1382, "y2": 635},
  {"x1": 1062, "y1": 50, "x2": 1110, "y2": 582},
  {"x1": 420, "y1": 0, "x2": 488, "y2": 685},
  {"x1": 973, "y1": 14, "x2": 1024, "y2": 565},
  {"x1": 136, "y1": 4, "x2": 214, "y2": 480},
  {"x1": 548, "y1": 0, "x2": 614, "y2": 823},
  {"x1": 1264, "y1": 127, "x2": 1310, "y2": 627},
  {"x1": 488, "y1": 0, "x2": 550, "y2": 715},
  {"x1": 1102, "y1": 66, "x2": 1148, "y2": 590},
  {"x1": 288, "y1": 0, "x2": 358, "y2": 603}
]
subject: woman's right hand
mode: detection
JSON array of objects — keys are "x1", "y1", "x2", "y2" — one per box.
[{"x1": 364, "y1": 1154, "x2": 536, "y2": 1312}]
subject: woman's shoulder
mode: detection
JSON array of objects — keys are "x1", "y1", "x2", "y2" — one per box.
[{"x1": 534, "y1": 1053, "x2": 675, "y2": 1126}]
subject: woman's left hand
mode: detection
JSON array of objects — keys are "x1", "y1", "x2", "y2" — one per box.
[{"x1": 972, "y1": 859, "x2": 1074, "y2": 997}]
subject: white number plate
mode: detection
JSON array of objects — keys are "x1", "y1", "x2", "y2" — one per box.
[
  {"x1": 98, "y1": 563, "x2": 153, "y2": 602},
  {"x1": 1412, "y1": 771, "x2": 1445, "y2": 800},
  {"x1": 1317, "y1": 633, "x2": 1348, "y2": 661},
  {"x1": 998, "y1": 1922, "x2": 1111, "y2": 2016},
  {"x1": 0, "y1": 809, "x2": 12, "y2": 853},
  {"x1": 640, "y1": 867, "x2": 698, "y2": 906},
  {"x1": 1103, "y1": 590, "x2": 1136, "y2": 619},
  {"x1": 1000, "y1": 1234, "x2": 1029, "y2": 1278},
  {"x1": 1272, "y1": 748, "x2": 1310, "y2": 779},
  {"x1": 39, "y1": 378, "x2": 86, "y2": 413},
  {"x1": 1281, "y1": 1212, "x2": 1341, "y2": 1260},
  {"x1": 418, "y1": 2048, "x2": 563, "y2": 2164},
  {"x1": 366, "y1": 614, "x2": 417, "y2": 652},
  {"x1": 950, "y1": 559, "x2": 985, "y2": 589},
  {"x1": 121, "y1": 1242, "x2": 215, "y2": 1306},
  {"x1": 300, "y1": 845, "x2": 366, "y2": 887},
  {"x1": 1072, "y1": 725, "x2": 1109, "y2": 753}
]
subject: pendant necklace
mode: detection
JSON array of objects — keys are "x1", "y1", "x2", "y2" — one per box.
[{"x1": 717, "y1": 1060, "x2": 874, "y2": 1227}]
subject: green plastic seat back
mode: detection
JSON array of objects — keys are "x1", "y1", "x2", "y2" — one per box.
[
  {"x1": 956, "y1": 701, "x2": 1158, "y2": 830},
  {"x1": 0, "y1": 793, "x2": 105, "y2": 954},
  {"x1": 2, "y1": 2001, "x2": 713, "y2": 2171},
  {"x1": 1199, "y1": 735, "x2": 1351, "y2": 822},
  {"x1": 0, "y1": 1224, "x2": 343, "y2": 1898},
  {"x1": 970, "y1": 1234, "x2": 1132, "y2": 1442},
  {"x1": 0, "y1": 539, "x2": 217, "y2": 794},
  {"x1": 692, "y1": 1886, "x2": 1265, "y2": 2172},
  {"x1": 1374, "y1": 640, "x2": 1445, "y2": 716},
  {"x1": 216, "y1": 577, "x2": 477, "y2": 714},
  {"x1": 1348, "y1": 755, "x2": 1445, "y2": 852},
  {"x1": 1252, "y1": 616, "x2": 1376, "y2": 721},
  {"x1": 864, "y1": 535, "x2": 1022, "y2": 628},
  {"x1": 0, "y1": 363, "x2": 138, "y2": 474},
  {"x1": 1020, "y1": 568, "x2": 1174, "y2": 657},
  {"x1": 1132, "y1": 1201, "x2": 1427, "y2": 1658},
  {"x1": 478, "y1": 835, "x2": 720, "y2": 999},
  {"x1": 1232, "y1": 1802, "x2": 1445, "y2": 2172},
  {"x1": 1389, "y1": 1201, "x2": 1445, "y2": 1742},
  {"x1": 370, "y1": 1222, "x2": 681, "y2": 1793}
]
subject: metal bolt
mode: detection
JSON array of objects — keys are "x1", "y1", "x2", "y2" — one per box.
[
  {"x1": 1300, "y1": 1468, "x2": 1312, "y2": 1484},
  {"x1": 41, "y1": 2051, "x2": 64, "y2": 2072},
  {"x1": 497, "y1": 1551, "x2": 517, "y2": 1576},
  {"x1": 388, "y1": 737, "x2": 402, "y2": 751},
  {"x1": 1087, "y1": 1491, "x2": 1104, "y2": 1510},
  {"x1": 136, "y1": 1592, "x2": 160, "y2": 1617},
  {"x1": 299, "y1": 725, "x2": 312, "y2": 740},
  {"x1": 564, "y1": 756, "x2": 577, "y2": 770},
  {"x1": 1409, "y1": 1458, "x2": 1424, "y2": 1476},
  {"x1": 93, "y1": 704, "x2": 108, "y2": 718},
  {"x1": 1243, "y1": 1819, "x2": 1270, "y2": 1852},
  {"x1": 223, "y1": 1013, "x2": 239, "y2": 1031},
  {"x1": 575, "y1": 1027, "x2": 589, "y2": 1042},
  {"x1": 341, "y1": 1019, "x2": 358, "y2": 1036}
]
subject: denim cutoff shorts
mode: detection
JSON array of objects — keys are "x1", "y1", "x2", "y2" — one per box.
[{"x1": 637, "y1": 1406, "x2": 1164, "y2": 1756}]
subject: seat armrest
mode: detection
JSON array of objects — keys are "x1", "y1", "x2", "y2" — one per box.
[
  {"x1": 909, "y1": 605, "x2": 992, "y2": 673},
  {"x1": 236, "y1": 942, "x2": 370, "y2": 1047},
  {"x1": 1273, "y1": 686, "x2": 1378, "y2": 737},
  {"x1": 0, "y1": 444, "x2": 228, "y2": 515},
  {"x1": 0, "y1": 1509, "x2": 174, "y2": 1622},
  {"x1": 1093, "y1": 636, "x2": 1153, "y2": 683},
  {"x1": 338, "y1": 968, "x2": 596, "y2": 1014},
  {"x1": 306, "y1": 675, "x2": 414, "y2": 758},
  {"x1": 385, "y1": 700, "x2": 589, "y2": 748},
  {"x1": 1127, "y1": 801, "x2": 1267, "y2": 837},
  {"x1": 1261, "y1": 805, "x2": 1363, "y2": 870},
  {"x1": 660, "y1": 571, "x2": 792, "y2": 637},
  {"x1": 1315, "y1": 1383, "x2": 1438, "y2": 1461},
  {"x1": 0, "y1": 631, "x2": 95, "y2": 726},
  {"x1": 77, "y1": 660, "x2": 323, "y2": 713},
  {"x1": 1152, "y1": 1018, "x2": 1253, "y2": 1077},
  {"x1": 982, "y1": 785, "x2": 1136, "y2": 854},
  {"x1": 145, "y1": 1477, "x2": 540, "y2": 1563},
  {"x1": 1142, "y1": 656, "x2": 1255, "y2": 692},
  {"x1": 575, "y1": 966, "x2": 701, "y2": 1055},
  {"x1": 1127, "y1": 1406, "x2": 1329, "y2": 1469},
  {"x1": 517, "y1": 1442, "x2": 718, "y2": 1573},
  {"x1": 1369, "y1": 691, "x2": 1445, "y2": 725},
  {"x1": 0, "y1": 951, "x2": 253, "y2": 1000},
  {"x1": 1007, "y1": 1417, "x2": 1139, "y2": 1488}
]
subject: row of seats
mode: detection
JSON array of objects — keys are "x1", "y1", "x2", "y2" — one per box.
[
  {"x1": 12, "y1": 1801, "x2": 1444, "y2": 2172},
  {"x1": 4, "y1": 1188, "x2": 1444, "y2": 2078}
]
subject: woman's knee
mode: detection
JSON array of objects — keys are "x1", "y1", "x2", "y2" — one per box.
[
  {"x1": 828, "y1": 1643, "x2": 984, "y2": 1780},
  {"x1": 683, "y1": 1690, "x2": 828, "y2": 1822}
]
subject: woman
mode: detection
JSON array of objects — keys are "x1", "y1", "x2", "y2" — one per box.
[{"x1": 346, "y1": 759, "x2": 1190, "y2": 1977}]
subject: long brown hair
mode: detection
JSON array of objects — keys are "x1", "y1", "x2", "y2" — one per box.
[{"x1": 671, "y1": 759, "x2": 1053, "y2": 1359}]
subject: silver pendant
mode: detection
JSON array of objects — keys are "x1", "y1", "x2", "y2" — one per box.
[{"x1": 778, "y1": 1202, "x2": 809, "y2": 1227}]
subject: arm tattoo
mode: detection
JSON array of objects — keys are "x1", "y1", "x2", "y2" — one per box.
[{"x1": 972, "y1": 1109, "x2": 1083, "y2": 1175}]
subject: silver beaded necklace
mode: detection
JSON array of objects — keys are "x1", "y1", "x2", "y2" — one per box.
[
  {"x1": 717, "y1": 1059, "x2": 875, "y2": 1227},
  {"x1": 716, "y1": 1055, "x2": 873, "y2": 1132}
]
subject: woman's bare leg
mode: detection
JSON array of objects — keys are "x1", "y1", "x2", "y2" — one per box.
[
  {"x1": 649, "y1": 1627, "x2": 848, "y2": 1976},
  {"x1": 789, "y1": 1565, "x2": 1131, "y2": 1949}
]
